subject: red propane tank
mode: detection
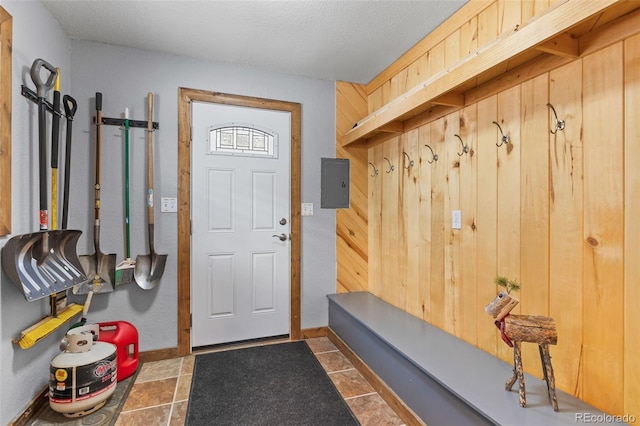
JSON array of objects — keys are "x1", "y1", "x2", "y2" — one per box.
[{"x1": 97, "y1": 321, "x2": 139, "y2": 381}]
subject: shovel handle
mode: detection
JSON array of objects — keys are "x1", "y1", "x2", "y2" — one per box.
[
  {"x1": 51, "y1": 70, "x2": 61, "y2": 169},
  {"x1": 94, "y1": 93, "x2": 103, "y2": 222},
  {"x1": 31, "y1": 59, "x2": 57, "y2": 229},
  {"x1": 63, "y1": 94, "x2": 77, "y2": 119},
  {"x1": 61, "y1": 95, "x2": 77, "y2": 230},
  {"x1": 93, "y1": 93, "x2": 104, "y2": 254},
  {"x1": 82, "y1": 291, "x2": 94, "y2": 317},
  {"x1": 30, "y1": 58, "x2": 57, "y2": 98},
  {"x1": 51, "y1": 70, "x2": 61, "y2": 230},
  {"x1": 147, "y1": 93, "x2": 155, "y2": 226}
]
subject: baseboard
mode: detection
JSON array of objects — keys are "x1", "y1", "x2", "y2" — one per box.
[
  {"x1": 300, "y1": 326, "x2": 327, "y2": 339},
  {"x1": 141, "y1": 329, "x2": 327, "y2": 362},
  {"x1": 327, "y1": 328, "x2": 426, "y2": 426},
  {"x1": 9, "y1": 386, "x2": 48, "y2": 426},
  {"x1": 138, "y1": 347, "x2": 179, "y2": 363}
]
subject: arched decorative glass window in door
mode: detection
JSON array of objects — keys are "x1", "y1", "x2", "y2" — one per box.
[{"x1": 208, "y1": 124, "x2": 278, "y2": 158}]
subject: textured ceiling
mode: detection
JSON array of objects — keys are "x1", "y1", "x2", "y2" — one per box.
[{"x1": 42, "y1": 0, "x2": 467, "y2": 84}]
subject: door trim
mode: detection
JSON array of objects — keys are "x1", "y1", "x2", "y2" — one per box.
[{"x1": 177, "y1": 87, "x2": 302, "y2": 356}]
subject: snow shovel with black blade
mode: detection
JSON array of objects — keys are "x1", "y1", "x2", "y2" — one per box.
[
  {"x1": 77, "y1": 92, "x2": 116, "y2": 294},
  {"x1": 1, "y1": 59, "x2": 88, "y2": 301},
  {"x1": 134, "y1": 93, "x2": 167, "y2": 289}
]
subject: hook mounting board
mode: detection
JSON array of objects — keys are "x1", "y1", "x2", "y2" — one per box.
[{"x1": 100, "y1": 116, "x2": 159, "y2": 130}]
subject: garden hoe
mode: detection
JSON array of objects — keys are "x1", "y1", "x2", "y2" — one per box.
[
  {"x1": 1, "y1": 59, "x2": 87, "y2": 302},
  {"x1": 134, "y1": 93, "x2": 167, "y2": 289},
  {"x1": 77, "y1": 93, "x2": 116, "y2": 294}
]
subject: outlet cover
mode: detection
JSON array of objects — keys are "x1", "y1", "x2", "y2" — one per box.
[{"x1": 301, "y1": 203, "x2": 314, "y2": 216}]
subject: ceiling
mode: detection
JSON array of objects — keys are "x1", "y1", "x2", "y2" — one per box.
[{"x1": 42, "y1": 0, "x2": 467, "y2": 84}]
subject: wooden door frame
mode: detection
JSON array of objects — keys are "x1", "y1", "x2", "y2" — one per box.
[
  {"x1": 177, "y1": 87, "x2": 302, "y2": 356},
  {"x1": 0, "y1": 7, "x2": 12, "y2": 237}
]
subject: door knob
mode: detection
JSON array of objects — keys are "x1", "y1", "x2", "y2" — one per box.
[
  {"x1": 279, "y1": 218, "x2": 287, "y2": 225},
  {"x1": 272, "y1": 233, "x2": 287, "y2": 241}
]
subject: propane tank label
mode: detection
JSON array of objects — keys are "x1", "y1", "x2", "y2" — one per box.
[
  {"x1": 49, "y1": 352, "x2": 117, "y2": 403},
  {"x1": 54, "y1": 369, "x2": 68, "y2": 382}
]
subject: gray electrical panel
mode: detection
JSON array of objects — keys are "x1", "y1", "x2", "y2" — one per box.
[{"x1": 321, "y1": 158, "x2": 350, "y2": 208}]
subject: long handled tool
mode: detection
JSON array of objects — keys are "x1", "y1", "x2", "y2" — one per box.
[
  {"x1": 48, "y1": 68, "x2": 65, "y2": 316},
  {"x1": 115, "y1": 107, "x2": 136, "y2": 285},
  {"x1": 1, "y1": 59, "x2": 87, "y2": 301},
  {"x1": 62, "y1": 291, "x2": 94, "y2": 351},
  {"x1": 61, "y1": 94, "x2": 77, "y2": 230},
  {"x1": 134, "y1": 93, "x2": 167, "y2": 289},
  {"x1": 77, "y1": 93, "x2": 116, "y2": 294},
  {"x1": 69, "y1": 291, "x2": 94, "y2": 330},
  {"x1": 51, "y1": 68, "x2": 61, "y2": 230}
]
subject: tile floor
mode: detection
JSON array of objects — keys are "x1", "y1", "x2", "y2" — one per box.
[{"x1": 114, "y1": 337, "x2": 405, "y2": 425}]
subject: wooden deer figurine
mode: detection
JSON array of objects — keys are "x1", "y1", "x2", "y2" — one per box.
[{"x1": 485, "y1": 291, "x2": 559, "y2": 411}]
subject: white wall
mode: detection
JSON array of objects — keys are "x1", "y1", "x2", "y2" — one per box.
[
  {"x1": 1, "y1": 2, "x2": 73, "y2": 423},
  {"x1": 1, "y1": 2, "x2": 337, "y2": 423},
  {"x1": 66, "y1": 39, "x2": 337, "y2": 343}
]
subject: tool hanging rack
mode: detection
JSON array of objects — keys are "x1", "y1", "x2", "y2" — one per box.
[
  {"x1": 100, "y1": 115, "x2": 159, "y2": 130},
  {"x1": 22, "y1": 85, "x2": 160, "y2": 130}
]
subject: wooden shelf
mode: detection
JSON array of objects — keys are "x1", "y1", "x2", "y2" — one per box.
[{"x1": 341, "y1": 0, "x2": 631, "y2": 147}]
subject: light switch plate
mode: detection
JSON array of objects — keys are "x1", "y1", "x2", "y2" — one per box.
[
  {"x1": 161, "y1": 197, "x2": 178, "y2": 213},
  {"x1": 452, "y1": 210, "x2": 461, "y2": 230},
  {"x1": 301, "y1": 203, "x2": 314, "y2": 216}
]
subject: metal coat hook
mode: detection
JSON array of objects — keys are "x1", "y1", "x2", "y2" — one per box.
[
  {"x1": 547, "y1": 103, "x2": 565, "y2": 134},
  {"x1": 492, "y1": 121, "x2": 510, "y2": 147},
  {"x1": 403, "y1": 152, "x2": 414, "y2": 169},
  {"x1": 425, "y1": 144, "x2": 438, "y2": 163},
  {"x1": 369, "y1": 162, "x2": 379, "y2": 177},
  {"x1": 384, "y1": 157, "x2": 395, "y2": 173},
  {"x1": 455, "y1": 134, "x2": 469, "y2": 156}
]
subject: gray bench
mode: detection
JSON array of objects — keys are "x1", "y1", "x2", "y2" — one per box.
[{"x1": 328, "y1": 291, "x2": 614, "y2": 426}]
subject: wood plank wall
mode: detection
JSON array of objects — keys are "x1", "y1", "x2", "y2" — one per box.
[
  {"x1": 335, "y1": 0, "x2": 640, "y2": 419},
  {"x1": 335, "y1": 82, "x2": 368, "y2": 293},
  {"x1": 367, "y1": 0, "x2": 532, "y2": 112},
  {"x1": 624, "y1": 32, "x2": 640, "y2": 421}
]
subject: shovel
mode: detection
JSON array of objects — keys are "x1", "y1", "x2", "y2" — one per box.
[
  {"x1": 134, "y1": 93, "x2": 167, "y2": 289},
  {"x1": 1, "y1": 59, "x2": 88, "y2": 301},
  {"x1": 77, "y1": 93, "x2": 116, "y2": 294}
]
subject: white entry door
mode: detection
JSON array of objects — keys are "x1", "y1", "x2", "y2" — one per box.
[{"x1": 191, "y1": 101, "x2": 291, "y2": 347}]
